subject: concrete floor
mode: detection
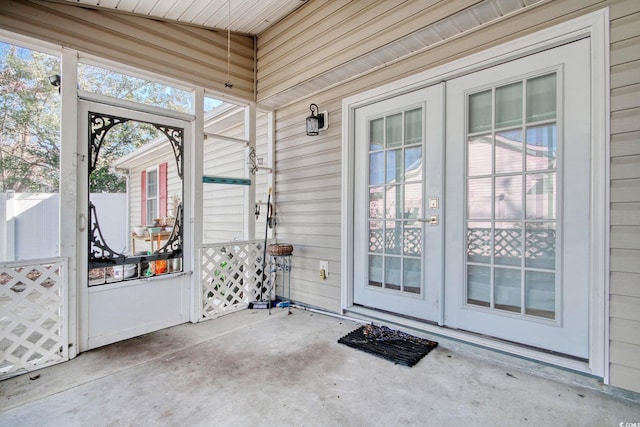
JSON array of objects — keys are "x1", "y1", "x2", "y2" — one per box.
[{"x1": 1, "y1": 308, "x2": 639, "y2": 426}]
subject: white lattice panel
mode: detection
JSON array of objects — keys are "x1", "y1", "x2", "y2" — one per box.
[
  {"x1": 0, "y1": 258, "x2": 68, "y2": 378},
  {"x1": 200, "y1": 240, "x2": 269, "y2": 319}
]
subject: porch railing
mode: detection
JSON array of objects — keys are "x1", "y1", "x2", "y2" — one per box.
[
  {"x1": 200, "y1": 240, "x2": 270, "y2": 320},
  {"x1": 0, "y1": 257, "x2": 68, "y2": 379}
]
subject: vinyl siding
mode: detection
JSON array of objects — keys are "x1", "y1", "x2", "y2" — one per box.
[
  {"x1": 202, "y1": 110, "x2": 271, "y2": 243},
  {"x1": 610, "y1": 2, "x2": 640, "y2": 394},
  {"x1": 259, "y1": 0, "x2": 640, "y2": 392},
  {"x1": 124, "y1": 110, "x2": 270, "y2": 245},
  {"x1": 202, "y1": 110, "x2": 246, "y2": 243},
  {"x1": 0, "y1": 0, "x2": 255, "y2": 100}
]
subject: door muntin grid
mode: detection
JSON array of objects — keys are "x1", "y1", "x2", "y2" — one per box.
[
  {"x1": 465, "y1": 72, "x2": 559, "y2": 320},
  {"x1": 367, "y1": 107, "x2": 423, "y2": 295}
]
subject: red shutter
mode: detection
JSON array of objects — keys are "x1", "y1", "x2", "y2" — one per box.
[
  {"x1": 159, "y1": 162, "x2": 168, "y2": 218},
  {"x1": 141, "y1": 170, "x2": 147, "y2": 225}
]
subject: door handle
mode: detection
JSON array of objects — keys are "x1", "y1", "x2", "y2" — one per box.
[{"x1": 417, "y1": 215, "x2": 439, "y2": 224}]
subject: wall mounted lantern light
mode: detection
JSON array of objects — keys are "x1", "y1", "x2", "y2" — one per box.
[
  {"x1": 49, "y1": 74, "x2": 61, "y2": 93},
  {"x1": 306, "y1": 103, "x2": 328, "y2": 136}
]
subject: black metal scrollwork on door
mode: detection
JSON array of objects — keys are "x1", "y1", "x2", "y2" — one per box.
[{"x1": 88, "y1": 111, "x2": 184, "y2": 274}]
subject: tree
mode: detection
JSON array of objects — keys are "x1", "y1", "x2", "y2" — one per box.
[
  {"x1": 0, "y1": 42, "x2": 192, "y2": 193},
  {"x1": 0, "y1": 44, "x2": 60, "y2": 192}
]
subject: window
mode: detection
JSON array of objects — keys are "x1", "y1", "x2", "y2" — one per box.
[
  {"x1": 466, "y1": 72, "x2": 558, "y2": 319},
  {"x1": 0, "y1": 41, "x2": 61, "y2": 261},
  {"x1": 146, "y1": 168, "x2": 158, "y2": 225},
  {"x1": 78, "y1": 63, "x2": 192, "y2": 113},
  {"x1": 367, "y1": 108, "x2": 423, "y2": 294},
  {"x1": 141, "y1": 163, "x2": 167, "y2": 226}
]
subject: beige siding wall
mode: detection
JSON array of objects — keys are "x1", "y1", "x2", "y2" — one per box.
[
  {"x1": 0, "y1": 0, "x2": 255, "y2": 100},
  {"x1": 259, "y1": 0, "x2": 640, "y2": 392},
  {"x1": 609, "y1": 0, "x2": 640, "y2": 394},
  {"x1": 203, "y1": 115, "x2": 246, "y2": 243},
  {"x1": 202, "y1": 110, "x2": 271, "y2": 243}
]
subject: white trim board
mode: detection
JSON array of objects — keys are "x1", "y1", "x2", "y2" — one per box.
[{"x1": 341, "y1": 8, "x2": 609, "y2": 380}]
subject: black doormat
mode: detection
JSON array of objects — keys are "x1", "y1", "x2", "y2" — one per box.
[{"x1": 338, "y1": 324, "x2": 438, "y2": 367}]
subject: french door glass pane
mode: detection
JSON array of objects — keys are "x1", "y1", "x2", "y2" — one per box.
[
  {"x1": 386, "y1": 221, "x2": 401, "y2": 255},
  {"x1": 405, "y1": 108, "x2": 422, "y2": 144},
  {"x1": 386, "y1": 149, "x2": 403, "y2": 183},
  {"x1": 495, "y1": 130, "x2": 523, "y2": 174},
  {"x1": 385, "y1": 185, "x2": 403, "y2": 218},
  {"x1": 369, "y1": 254, "x2": 383, "y2": 287},
  {"x1": 467, "y1": 135, "x2": 492, "y2": 176},
  {"x1": 404, "y1": 220, "x2": 421, "y2": 256},
  {"x1": 495, "y1": 268, "x2": 521, "y2": 313},
  {"x1": 405, "y1": 146, "x2": 422, "y2": 181},
  {"x1": 369, "y1": 187, "x2": 383, "y2": 219},
  {"x1": 525, "y1": 271, "x2": 555, "y2": 319},
  {"x1": 494, "y1": 222, "x2": 521, "y2": 266},
  {"x1": 367, "y1": 106, "x2": 423, "y2": 295},
  {"x1": 403, "y1": 258, "x2": 421, "y2": 294},
  {"x1": 467, "y1": 265, "x2": 490, "y2": 307},
  {"x1": 369, "y1": 152, "x2": 384, "y2": 185},
  {"x1": 526, "y1": 124, "x2": 557, "y2": 171},
  {"x1": 370, "y1": 118, "x2": 384, "y2": 151},
  {"x1": 467, "y1": 177, "x2": 492, "y2": 219},
  {"x1": 495, "y1": 175, "x2": 522, "y2": 220},
  {"x1": 525, "y1": 223, "x2": 556, "y2": 269},
  {"x1": 469, "y1": 90, "x2": 492, "y2": 133},
  {"x1": 526, "y1": 73, "x2": 556, "y2": 123},
  {"x1": 496, "y1": 82, "x2": 522, "y2": 128},
  {"x1": 385, "y1": 257, "x2": 401, "y2": 290},
  {"x1": 466, "y1": 73, "x2": 557, "y2": 320},
  {"x1": 525, "y1": 172, "x2": 556, "y2": 219},
  {"x1": 404, "y1": 182, "x2": 421, "y2": 219},
  {"x1": 369, "y1": 220, "x2": 383, "y2": 253},
  {"x1": 467, "y1": 222, "x2": 491, "y2": 263},
  {"x1": 386, "y1": 113, "x2": 402, "y2": 148}
]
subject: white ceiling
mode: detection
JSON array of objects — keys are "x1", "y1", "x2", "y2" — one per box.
[{"x1": 63, "y1": 0, "x2": 308, "y2": 35}]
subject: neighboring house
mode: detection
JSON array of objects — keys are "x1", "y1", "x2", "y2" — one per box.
[
  {"x1": 112, "y1": 107, "x2": 271, "y2": 248},
  {"x1": 1, "y1": 0, "x2": 638, "y2": 395}
]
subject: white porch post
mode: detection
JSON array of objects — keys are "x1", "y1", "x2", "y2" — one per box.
[
  {"x1": 59, "y1": 47, "x2": 79, "y2": 358},
  {"x1": 244, "y1": 103, "x2": 256, "y2": 240},
  {"x1": 191, "y1": 87, "x2": 205, "y2": 323}
]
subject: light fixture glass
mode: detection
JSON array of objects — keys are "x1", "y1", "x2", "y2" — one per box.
[{"x1": 306, "y1": 103, "x2": 320, "y2": 136}]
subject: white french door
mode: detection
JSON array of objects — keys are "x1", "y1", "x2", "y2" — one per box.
[
  {"x1": 444, "y1": 38, "x2": 591, "y2": 358},
  {"x1": 353, "y1": 85, "x2": 443, "y2": 321},
  {"x1": 352, "y1": 38, "x2": 593, "y2": 358}
]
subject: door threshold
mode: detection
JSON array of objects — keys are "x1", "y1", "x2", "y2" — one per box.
[{"x1": 344, "y1": 305, "x2": 595, "y2": 379}]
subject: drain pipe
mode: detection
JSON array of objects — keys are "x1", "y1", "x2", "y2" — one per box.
[{"x1": 292, "y1": 302, "x2": 370, "y2": 325}]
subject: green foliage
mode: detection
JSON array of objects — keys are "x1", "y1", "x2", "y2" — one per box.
[
  {"x1": 0, "y1": 42, "x2": 193, "y2": 193},
  {"x1": 78, "y1": 64, "x2": 192, "y2": 113},
  {"x1": 0, "y1": 44, "x2": 60, "y2": 191},
  {"x1": 89, "y1": 121, "x2": 160, "y2": 193}
]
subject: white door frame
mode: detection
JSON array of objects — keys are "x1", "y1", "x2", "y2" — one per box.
[{"x1": 341, "y1": 9, "x2": 609, "y2": 379}]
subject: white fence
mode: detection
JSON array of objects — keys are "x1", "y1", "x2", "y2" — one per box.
[
  {"x1": 1, "y1": 193, "x2": 127, "y2": 261},
  {"x1": 0, "y1": 257, "x2": 68, "y2": 378},
  {"x1": 200, "y1": 240, "x2": 271, "y2": 319}
]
